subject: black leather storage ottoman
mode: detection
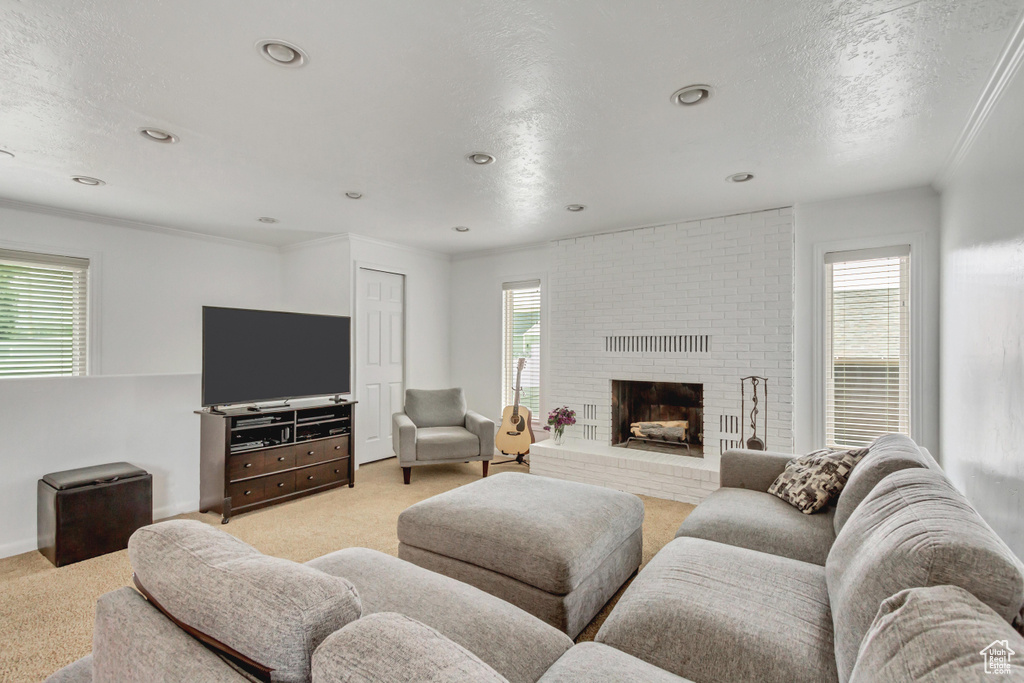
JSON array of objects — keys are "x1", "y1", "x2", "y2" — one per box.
[{"x1": 38, "y1": 462, "x2": 153, "y2": 567}]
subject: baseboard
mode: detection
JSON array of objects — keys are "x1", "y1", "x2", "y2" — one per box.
[
  {"x1": 0, "y1": 498, "x2": 199, "y2": 561},
  {"x1": 153, "y1": 499, "x2": 200, "y2": 522},
  {"x1": 0, "y1": 537, "x2": 38, "y2": 560}
]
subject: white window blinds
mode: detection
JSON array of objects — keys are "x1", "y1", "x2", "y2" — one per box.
[
  {"x1": 0, "y1": 249, "x2": 89, "y2": 377},
  {"x1": 825, "y1": 246, "x2": 910, "y2": 448},
  {"x1": 502, "y1": 280, "x2": 541, "y2": 418}
]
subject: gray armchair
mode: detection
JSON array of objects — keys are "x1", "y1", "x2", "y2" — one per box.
[{"x1": 392, "y1": 388, "x2": 495, "y2": 484}]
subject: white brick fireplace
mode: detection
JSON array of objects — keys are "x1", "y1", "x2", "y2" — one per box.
[{"x1": 531, "y1": 207, "x2": 795, "y2": 503}]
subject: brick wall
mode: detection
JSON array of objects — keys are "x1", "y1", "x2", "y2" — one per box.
[{"x1": 548, "y1": 207, "x2": 795, "y2": 452}]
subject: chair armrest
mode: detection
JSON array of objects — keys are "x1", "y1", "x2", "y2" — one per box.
[
  {"x1": 720, "y1": 449, "x2": 795, "y2": 491},
  {"x1": 465, "y1": 410, "x2": 495, "y2": 458},
  {"x1": 393, "y1": 413, "x2": 418, "y2": 465},
  {"x1": 312, "y1": 612, "x2": 509, "y2": 683}
]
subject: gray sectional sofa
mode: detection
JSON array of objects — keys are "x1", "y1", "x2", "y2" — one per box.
[{"x1": 48, "y1": 434, "x2": 1024, "y2": 682}]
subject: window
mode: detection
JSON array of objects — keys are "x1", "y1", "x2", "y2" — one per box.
[
  {"x1": 0, "y1": 248, "x2": 89, "y2": 377},
  {"x1": 502, "y1": 280, "x2": 541, "y2": 419},
  {"x1": 825, "y1": 246, "x2": 910, "y2": 448}
]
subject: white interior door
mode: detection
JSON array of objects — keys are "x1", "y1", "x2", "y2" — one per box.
[{"x1": 355, "y1": 268, "x2": 405, "y2": 465}]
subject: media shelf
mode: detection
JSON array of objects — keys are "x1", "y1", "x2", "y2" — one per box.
[{"x1": 196, "y1": 400, "x2": 356, "y2": 523}]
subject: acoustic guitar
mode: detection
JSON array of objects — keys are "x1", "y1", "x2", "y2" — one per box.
[{"x1": 495, "y1": 358, "x2": 535, "y2": 456}]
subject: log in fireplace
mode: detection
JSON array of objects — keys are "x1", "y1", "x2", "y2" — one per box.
[{"x1": 611, "y1": 380, "x2": 703, "y2": 457}]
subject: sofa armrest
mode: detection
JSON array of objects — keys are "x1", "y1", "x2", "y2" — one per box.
[
  {"x1": 92, "y1": 587, "x2": 246, "y2": 683},
  {"x1": 312, "y1": 612, "x2": 509, "y2": 683},
  {"x1": 393, "y1": 413, "x2": 418, "y2": 465},
  {"x1": 465, "y1": 410, "x2": 495, "y2": 458},
  {"x1": 719, "y1": 449, "x2": 795, "y2": 491}
]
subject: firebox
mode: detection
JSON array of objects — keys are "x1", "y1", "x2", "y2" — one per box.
[{"x1": 611, "y1": 380, "x2": 703, "y2": 456}]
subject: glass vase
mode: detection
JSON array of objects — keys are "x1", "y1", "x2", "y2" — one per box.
[{"x1": 553, "y1": 427, "x2": 565, "y2": 445}]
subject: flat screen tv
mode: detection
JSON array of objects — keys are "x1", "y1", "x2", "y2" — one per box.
[{"x1": 202, "y1": 306, "x2": 351, "y2": 407}]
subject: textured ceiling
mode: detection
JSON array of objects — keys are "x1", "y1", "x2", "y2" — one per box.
[{"x1": 0, "y1": 0, "x2": 1021, "y2": 251}]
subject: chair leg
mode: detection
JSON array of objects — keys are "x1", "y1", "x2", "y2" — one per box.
[
  {"x1": 482, "y1": 461, "x2": 489, "y2": 478},
  {"x1": 403, "y1": 467, "x2": 411, "y2": 485}
]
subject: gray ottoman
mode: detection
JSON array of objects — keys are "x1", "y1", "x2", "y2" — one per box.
[{"x1": 398, "y1": 472, "x2": 644, "y2": 638}]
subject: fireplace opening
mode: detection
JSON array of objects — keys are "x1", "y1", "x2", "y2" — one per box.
[{"x1": 611, "y1": 380, "x2": 703, "y2": 457}]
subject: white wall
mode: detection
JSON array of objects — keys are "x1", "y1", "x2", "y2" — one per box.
[
  {"x1": 793, "y1": 187, "x2": 941, "y2": 455},
  {"x1": 450, "y1": 244, "x2": 551, "y2": 422},
  {"x1": 0, "y1": 204, "x2": 281, "y2": 375},
  {"x1": 280, "y1": 236, "x2": 352, "y2": 316},
  {"x1": 0, "y1": 374, "x2": 200, "y2": 558},
  {"x1": 0, "y1": 203, "x2": 282, "y2": 556},
  {"x1": 938, "y1": 54, "x2": 1024, "y2": 557}
]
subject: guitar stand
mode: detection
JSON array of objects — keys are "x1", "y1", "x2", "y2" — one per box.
[{"x1": 494, "y1": 451, "x2": 529, "y2": 466}]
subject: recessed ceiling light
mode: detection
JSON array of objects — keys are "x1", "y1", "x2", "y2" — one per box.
[
  {"x1": 257, "y1": 217, "x2": 279, "y2": 224},
  {"x1": 453, "y1": 226, "x2": 470, "y2": 233},
  {"x1": 345, "y1": 192, "x2": 363, "y2": 199},
  {"x1": 0, "y1": 149, "x2": 13, "y2": 159},
  {"x1": 566, "y1": 204, "x2": 586, "y2": 212},
  {"x1": 256, "y1": 39, "x2": 307, "y2": 67},
  {"x1": 139, "y1": 127, "x2": 178, "y2": 144},
  {"x1": 726, "y1": 172, "x2": 755, "y2": 183},
  {"x1": 467, "y1": 152, "x2": 495, "y2": 165},
  {"x1": 671, "y1": 85, "x2": 712, "y2": 106},
  {"x1": 71, "y1": 176, "x2": 105, "y2": 186}
]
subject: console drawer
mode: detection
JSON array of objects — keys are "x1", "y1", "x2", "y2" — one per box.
[
  {"x1": 295, "y1": 441, "x2": 325, "y2": 468},
  {"x1": 228, "y1": 452, "x2": 266, "y2": 481},
  {"x1": 228, "y1": 480, "x2": 266, "y2": 506},
  {"x1": 324, "y1": 436, "x2": 350, "y2": 459},
  {"x1": 326, "y1": 458, "x2": 350, "y2": 484},
  {"x1": 264, "y1": 447, "x2": 296, "y2": 472},
  {"x1": 264, "y1": 471, "x2": 296, "y2": 498},
  {"x1": 296, "y1": 463, "x2": 332, "y2": 491}
]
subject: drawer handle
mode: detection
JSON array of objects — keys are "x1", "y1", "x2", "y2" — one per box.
[
  {"x1": 307, "y1": 475, "x2": 314, "y2": 480},
  {"x1": 334, "y1": 468, "x2": 340, "y2": 474},
  {"x1": 244, "y1": 490, "x2": 252, "y2": 496},
  {"x1": 244, "y1": 463, "x2": 252, "y2": 468},
  {"x1": 278, "y1": 456, "x2": 285, "y2": 462},
  {"x1": 334, "y1": 445, "x2": 341, "y2": 450},
  {"x1": 277, "y1": 482, "x2": 284, "y2": 487},
  {"x1": 307, "y1": 450, "x2": 315, "y2": 456}
]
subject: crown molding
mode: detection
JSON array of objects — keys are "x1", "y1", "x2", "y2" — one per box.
[
  {"x1": 284, "y1": 231, "x2": 450, "y2": 260},
  {"x1": 450, "y1": 240, "x2": 553, "y2": 261},
  {"x1": 552, "y1": 205, "x2": 793, "y2": 244},
  {"x1": 278, "y1": 232, "x2": 351, "y2": 252},
  {"x1": 0, "y1": 197, "x2": 280, "y2": 252},
  {"x1": 935, "y1": 9, "x2": 1024, "y2": 189}
]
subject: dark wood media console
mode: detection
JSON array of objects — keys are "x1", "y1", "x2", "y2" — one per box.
[{"x1": 196, "y1": 400, "x2": 356, "y2": 523}]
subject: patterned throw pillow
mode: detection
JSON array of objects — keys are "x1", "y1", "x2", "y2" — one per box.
[{"x1": 768, "y1": 447, "x2": 870, "y2": 514}]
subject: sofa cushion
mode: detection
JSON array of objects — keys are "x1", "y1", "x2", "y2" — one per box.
[
  {"x1": 596, "y1": 537, "x2": 837, "y2": 683},
  {"x1": 768, "y1": 447, "x2": 868, "y2": 514},
  {"x1": 129, "y1": 520, "x2": 361, "y2": 683},
  {"x1": 306, "y1": 547, "x2": 572, "y2": 683},
  {"x1": 833, "y1": 433, "x2": 932, "y2": 533},
  {"x1": 674, "y1": 487, "x2": 836, "y2": 565},
  {"x1": 538, "y1": 643, "x2": 693, "y2": 683},
  {"x1": 311, "y1": 613, "x2": 508, "y2": 683},
  {"x1": 850, "y1": 586, "x2": 1024, "y2": 682},
  {"x1": 415, "y1": 426, "x2": 481, "y2": 461},
  {"x1": 397, "y1": 472, "x2": 644, "y2": 595},
  {"x1": 404, "y1": 388, "x2": 467, "y2": 428},
  {"x1": 826, "y1": 468, "x2": 1024, "y2": 683}
]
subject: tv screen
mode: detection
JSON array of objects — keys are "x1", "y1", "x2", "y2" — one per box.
[{"x1": 202, "y1": 307, "x2": 351, "y2": 407}]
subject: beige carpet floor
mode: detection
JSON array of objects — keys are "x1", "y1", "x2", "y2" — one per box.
[{"x1": 0, "y1": 458, "x2": 693, "y2": 682}]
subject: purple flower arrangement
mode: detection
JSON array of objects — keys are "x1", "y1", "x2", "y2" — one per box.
[{"x1": 544, "y1": 405, "x2": 576, "y2": 443}]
